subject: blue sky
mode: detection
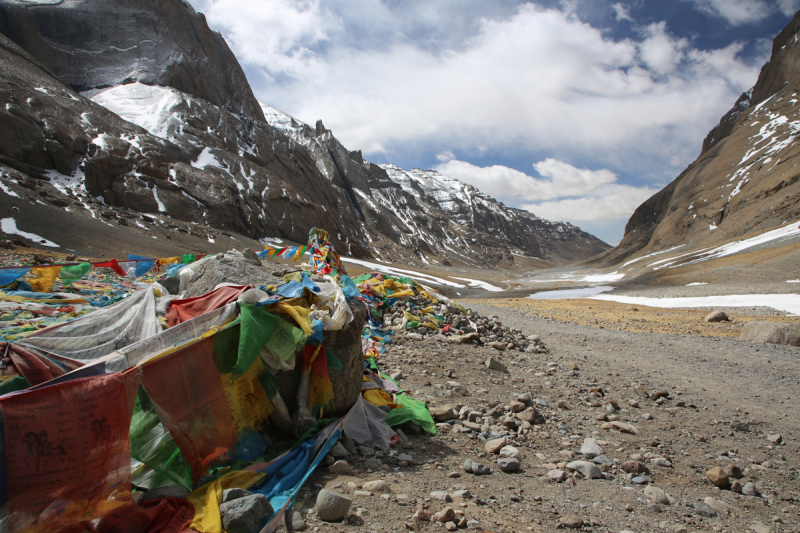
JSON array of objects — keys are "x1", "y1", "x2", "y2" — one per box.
[{"x1": 190, "y1": 0, "x2": 799, "y2": 245}]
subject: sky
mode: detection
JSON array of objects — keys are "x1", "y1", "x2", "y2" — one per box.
[{"x1": 189, "y1": 0, "x2": 800, "y2": 245}]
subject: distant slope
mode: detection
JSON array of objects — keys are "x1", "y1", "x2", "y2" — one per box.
[{"x1": 596, "y1": 11, "x2": 800, "y2": 276}]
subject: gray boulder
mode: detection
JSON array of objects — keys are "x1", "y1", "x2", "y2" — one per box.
[
  {"x1": 740, "y1": 321, "x2": 800, "y2": 345},
  {"x1": 315, "y1": 489, "x2": 352, "y2": 522},
  {"x1": 219, "y1": 493, "x2": 273, "y2": 533}
]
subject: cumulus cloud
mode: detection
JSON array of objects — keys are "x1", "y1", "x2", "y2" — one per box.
[
  {"x1": 687, "y1": 0, "x2": 772, "y2": 25},
  {"x1": 434, "y1": 158, "x2": 657, "y2": 225},
  {"x1": 611, "y1": 3, "x2": 633, "y2": 22},
  {"x1": 189, "y1": 0, "x2": 765, "y2": 180}
]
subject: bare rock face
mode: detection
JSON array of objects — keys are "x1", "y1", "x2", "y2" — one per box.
[
  {"x1": 595, "y1": 12, "x2": 800, "y2": 271},
  {"x1": 0, "y1": 0, "x2": 264, "y2": 121}
]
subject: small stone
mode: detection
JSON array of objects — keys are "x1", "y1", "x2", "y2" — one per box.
[
  {"x1": 497, "y1": 457, "x2": 521, "y2": 473},
  {"x1": 499, "y1": 445, "x2": 521, "y2": 458},
  {"x1": 650, "y1": 390, "x2": 669, "y2": 400},
  {"x1": 631, "y1": 476, "x2": 649, "y2": 485},
  {"x1": 516, "y1": 407, "x2": 537, "y2": 423},
  {"x1": 601, "y1": 421, "x2": 640, "y2": 435},
  {"x1": 430, "y1": 404, "x2": 458, "y2": 422},
  {"x1": 467, "y1": 519, "x2": 481, "y2": 529},
  {"x1": 766, "y1": 434, "x2": 783, "y2": 445},
  {"x1": 487, "y1": 341, "x2": 507, "y2": 351},
  {"x1": 557, "y1": 400, "x2": 570, "y2": 410},
  {"x1": 650, "y1": 457, "x2": 672, "y2": 467},
  {"x1": 362, "y1": 480, "x2": 391, "y2": 494},
  {"x1": 731, "y1": 480, "x2": 743, "y2": 493},
  {"x1": 454, "y1": 489, "x2": 472, "y2": 499},
  {"x1": 560, "y1": 515, "x2": 584, "y2": 529},
  {"x1": 742, "y1": 482, "x2": 758, "y2": 496},
  {"x1": 566, "y1": 460, "x2": 602, "y2": 479},
  {"x1": 703, "y1": 497, "x2": 735, "y2": 516},
  {"x1": 548, "y1": 469, "x2": 567, "y2": 482},
  {"x1": 471, "y1": 462, "x2": 492, "y2": 475},
  {"x1": 628, "y1": 399, "x2": 640, "y2": 408},
  {"x1": 433, "y1": 508, "x2": 456, "y2": 523},
  {"x1": 485, "y1": 357, "x2": 508, "y2": 372},
  {"x1": 285, "y1": 508, "x2": 307, "y2": 531},
  {"x1": 315, "y1": 489, "x2": 352, "y2": 522},
  {"x1": 644, "y1": 485, "x2": 672, "y2": 505},
  {"x1": 723, "y1": 464, "x2": 743, "y2": 479},
  {"x1": 445, "y1": 521, "x2": 457, "y2": 531},
  {"x1": 484, "y1": 437, "x2": 508, "y2": 454},
  {"x1": 462, "y1": 458, "x2": 474, "y2": 472},
  {"x1": 509, "y1": 400, "x2": 526, "y2": 412},
  {"x1": 357, "y1": 446, "x2": 374, "y2": 457},
  {"x1": 568, "y1": 361, "x2": 579, "y2": 370},
  {"x1": 220, "y1": 494, "x2": 274, "y2": 533},
  {"x1": 328, "y1": 442, "x2": 350, "y2": 459},
  {"x1": 706, "y1": 466, "x2": 729, "y2": 488},
  {"x1": 705, "y1": 311, "x2": 729, "y2": 322},
  {"x1": 730, "y1": 419, "x2": 750, "y2": 432},
  {"x1": 580, "y1": 439, "x2": 603, "y2": 458},
  {"x1": 694, "y1": 502, "x2": 717, "y2": 518},
  {"x1": 329, "y1": 460, "x2": 354, "y2": 475},
  {"x1": 430, "y1": 491, "x2": 453, "y2": 502},
  {"x1": 447, "y1": 471, "x2": 461, "y2": 478},
  {"x1": 353, "y1": 490, "x2": 372, "y2": 496}
]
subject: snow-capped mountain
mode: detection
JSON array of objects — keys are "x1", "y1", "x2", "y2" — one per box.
[{"x1": 0, "y1": 0, "x2": 608, "y2": 266}]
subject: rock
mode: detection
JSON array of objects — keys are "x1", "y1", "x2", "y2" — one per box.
[
  {"x1": 560, "y1": 515, "x2": 584, "y2": 529},
  {"x1": 329, "y1": 460, "x2": 354, "y2": 476},
  {"x1": 467, "y1": 519, "x2": 481, "y2": 529},
  {"x1": 222, "y1": 488, "x2": 251, "y2": 503},
  {"x1": 650, "y1": 457, "x2": 672, "y2": 468},
  {"x1": 445, "y1": 521, "x2": 458, "y2": 531},
  {"x1": 430, "y1": 491, "x2": 453, "y2": 502},
  {"x1": 621, "y1": 461, "x2": 650, "y2": 474},
  {"x1": 462, "y1": 458, "x2": 474, "y2": 472},
  {"x1": 362, "y1": 480, "x2": 391, "y2": 494},
  {"x1": 487, "y1": 341, "x2": 506, "y2": 351},
  {"x1": 580, "y1": 439, "x2": 603, "y2": 458},
  {"x1": 485, "y1": 357, "x2": 508, "y2": 372},
  {"x1": 730, "y1": 419, "x2": 750, "y2": 432},
  {"x1": 567, "y1": 361, "x2": 579, "y2": 370},
  {"x1": 471, "y1": 462, "x2": 492, "y2": 476},
  {"x1": 454, "y1": 489, "x2": 472, "y2": 499},
  {"x1": 566, "y1": 461, "x2": 602, "y2": 479},
  {"x1": 285, "y1": 508, "x2": 307, "y2": 531},
  {"x1": 693, "y1": 502, "x2": 717, "y2": 518},
  {"x1": 315, "y1": 489, "x2": 352, "y2": 522},
  {"x1": 430, "y1": 404, "x2": 458, "y2": 422},
  {"x1": 644, "y1": 486, "x2": 672, "y2": 505},
  {"x1": 548, "y1": 469, "x2": 567, "y2": 482},
  {"x1": 650, "y1": 390, "x2": 669, "y2": 400},
  {"x1": 516, "y1": 407, "x2": 537, "y2": 423},
  {"x1": 601, "y1": 421, "x2": 641, "y2": 435},
  {"x1": 484, "y1": 437, "x2": 508, "y2": 454},
  {"x1": 499, "y1": 445, "x2": 521, "y2": 458},
  {"x1": 220, "y1": 494, "x2": 274, "y2": 533},
  {"x1": 742, "y1": 482, "x2": 758, "y2": 496},
  {"x1": 141, "y1": 485, "x2": 188, "y2": 502},
  {"x1": 706, "y1": 466, "x2": 730, "y2": 488},
  {"x1": 723, "y1": 464, "x2": 743, "y2": 479},
  {"x1": 703, "y1": 497, "x2": 737, "y2": 516},
  {"x1": 731, "y1": 480, "x2": 743, "y2": 493},
  {"x1": 432, "y1": 508, "x2": 456, "y2": 523},
  {"x1": 705, "y1": 311, "x2": 729, "y2": 322},
  {"x1": 509, "y1": 400, "x2": 526, "y2": 412},
  {"x1": 766, "y1": 433, "x2": 783, "y2": 444},
  {"x1": 497, "y1": 457, "x2": 521, "y2": 473},
  {"x1": 328, "y1": 442, "x2": 350, "y2": 459},
  {"x1": 741, "y1": 321, "x2": 800, "y2": 345}
]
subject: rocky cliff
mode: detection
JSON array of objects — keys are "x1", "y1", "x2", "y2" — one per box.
[
  {"x1": 596, "y1": 11, "x2": 800, "y2": 269},
  {"x1": 0, "y1": 0, "x2": 608, "y2": 267}
]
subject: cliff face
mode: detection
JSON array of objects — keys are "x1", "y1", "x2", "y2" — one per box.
[
  {"x1": 598, "y1": 11, "x2": 800, "y2": 268},
  {"x1": 0, "y1": 0, "x2": 264, "y2": 121}
]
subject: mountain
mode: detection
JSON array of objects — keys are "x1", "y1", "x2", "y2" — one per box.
[
  {"x1": 595, "y1": 11, "x2": 800, "y2": 279},
  {"x1": 0, "y1": 0, "x2": 608, "y2": 267},
  {"x1": 261, "y1": 105, "x2": 609, "y2": 267}
]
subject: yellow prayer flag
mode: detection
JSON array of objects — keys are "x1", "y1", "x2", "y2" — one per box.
[{"x1": 28, "y1": 266, "x2": 63, "y2": 293}]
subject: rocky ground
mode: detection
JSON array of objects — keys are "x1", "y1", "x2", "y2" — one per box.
[{"x1": 284, "y1": 299, "x2": 799, "y2": 533}]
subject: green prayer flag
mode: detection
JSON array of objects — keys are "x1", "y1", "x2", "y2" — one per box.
[
  {"x1": 236, "y1": 304, "x2": 280, "y2": 376},
  {"x1": 59, "y1": 262, "x2": 91, "y2": 285}
]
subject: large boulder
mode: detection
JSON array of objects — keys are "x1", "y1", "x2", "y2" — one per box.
[{"x1": 740, "y1": 321, "x2": 800, "y2": 346}]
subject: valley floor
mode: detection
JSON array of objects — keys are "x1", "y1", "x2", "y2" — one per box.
[{"x1": 289, "y1": 298, "x2": 798, "y2": 533}]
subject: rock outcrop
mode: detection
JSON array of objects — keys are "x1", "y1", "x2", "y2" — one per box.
[
  {"x1": 0, "y1": 0, "x2": 264, "y2": 121},
  {"x1": 596, "y1": 11, "x2": 800, "y2": 269}
]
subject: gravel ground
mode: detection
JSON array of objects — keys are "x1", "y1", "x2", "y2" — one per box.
[{"x1": 284, "y1": 300, "x2": 799, "y2": 533}]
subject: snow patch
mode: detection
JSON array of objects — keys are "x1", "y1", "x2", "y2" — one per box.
[
  {"x1": 591, "y1": 293, "x2": 800, "y2": 316},
  {"x1": 1, "y1": 218, "x2": 58, "y2": 247},
  {"x1": 452, "y1": 277, "x2": 504, "y2": 292}
]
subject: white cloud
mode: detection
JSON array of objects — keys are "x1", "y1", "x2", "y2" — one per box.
[
  {"x1": 190, "y1": 0, "x2": 764, "y2": 181},
  {"x1": 436, "y1": 150, "x2": 455, "y2": 162},
  {"x1": 611, "y1": 3, "x2": 633, "y2": 22},
  {"x1": 522, "y1": 183, "x2": 658, "y2": 222},
  {"x1": 434, "y1": 158, "x2": 657, "y2": 225},
  {"x1": 687, "y1": 0, "x2": 771, "y2": 25},
  {"x1": 778, "y1": 0, "x2": 800, "y2": 16}
]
